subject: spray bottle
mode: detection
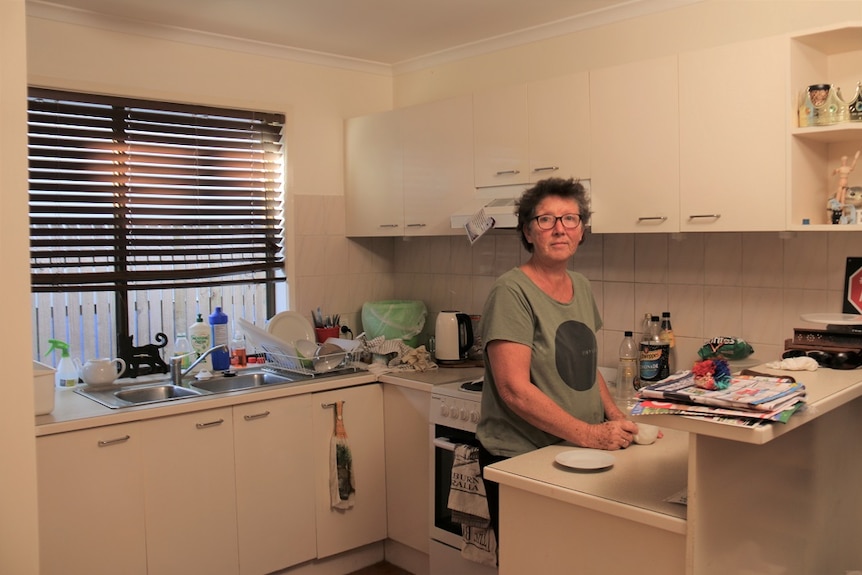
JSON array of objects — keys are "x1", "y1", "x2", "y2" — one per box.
[{"x1": 46, "y1": 339, "x2": 79, "y2": 389}]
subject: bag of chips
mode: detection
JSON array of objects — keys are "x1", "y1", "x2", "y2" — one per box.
[{"x1": 697, "y1": 337, "x2": 754, "y2": 361}]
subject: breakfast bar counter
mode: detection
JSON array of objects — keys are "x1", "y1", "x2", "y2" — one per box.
[{"x1": 485, "y1": 367, "x2": 862, "y2": 575}]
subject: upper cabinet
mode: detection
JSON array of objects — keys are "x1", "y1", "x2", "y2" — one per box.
[
  {"x1": 789, "y1": 25, "x2": 862, "y2": 230},
  {"x1": 678, "y1": 36, "x2": 787, "y2": 232},
  {"x1": 345, "y1": 95, "x2": 473, "y2": 237},
  {"x1": 473, "y1": 73, "x2": 591, "y2": 188},
  {"x1": 590, "y1": 55, "x2": 680, "y2": 233},
  {"x1": 345, "y1": 110, "x2": 403, "y2": 236}
]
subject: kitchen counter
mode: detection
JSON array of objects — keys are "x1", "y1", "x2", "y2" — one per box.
[
  {"x1": 485, "y1": 365, "x2": 862, "y2": 575},
  {"x1": 36, "y1": 364, "x2": 483, "y2": 436}
]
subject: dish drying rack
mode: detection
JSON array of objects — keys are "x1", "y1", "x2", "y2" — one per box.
[{"x1": 259, "y1": 343, "x2": 359, "y2": 378}]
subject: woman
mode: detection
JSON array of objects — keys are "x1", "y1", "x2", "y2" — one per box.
[{"x1": 476, "y1": 177, "x2": 638, "y2": 536}]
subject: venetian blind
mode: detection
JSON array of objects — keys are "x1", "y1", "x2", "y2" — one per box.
[{"x1": 28, "y1": 88, "x2": 285, "y2": 292}]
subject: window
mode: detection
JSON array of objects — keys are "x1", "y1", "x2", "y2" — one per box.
[{"x1": 29, "y1": 88, "x2": 286, "y2": 366}]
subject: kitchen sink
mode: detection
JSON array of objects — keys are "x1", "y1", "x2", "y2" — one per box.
[
  {"x1": 189, "y1": 371, "x2": 300, "y2": 393},
  {"x1": 75, "y1": 369, "x2": 313, "y2": 409},
  {"x1": 77, "y1": 383, "x2": 203, "y2": 409},
  {"x1": 114, "y1": 384, "x2": 201, "y2": 404}
]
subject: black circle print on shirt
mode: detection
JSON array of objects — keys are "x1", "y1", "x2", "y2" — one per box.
[{"x1": 555, "y1": 320, "x2": 598, "y2": 391}]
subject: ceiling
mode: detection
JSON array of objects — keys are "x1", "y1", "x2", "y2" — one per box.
[{"x1": 30, "y1": 0, "x2": 695, "y2": 68}]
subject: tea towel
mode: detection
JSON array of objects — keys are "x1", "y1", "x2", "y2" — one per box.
[
  {"x1": 448, "y1": 444, "x2": 497, "y2": 566},
  {"x1": 330, "y1": 401, "x2": 355, "y2": 509}
]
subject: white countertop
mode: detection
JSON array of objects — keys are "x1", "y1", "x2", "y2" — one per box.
[
  {"x1": 35, "y1": 364, "x2": 484, "y2": 436},
  {"x1": 484, "y1": 428, "x2": 689, "y2": 535}
]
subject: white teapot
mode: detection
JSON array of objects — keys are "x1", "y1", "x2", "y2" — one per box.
[{"x1": 79, "y1": 357, "x2": 127, "y2": 386}]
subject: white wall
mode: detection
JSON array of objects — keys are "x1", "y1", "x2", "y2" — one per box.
[{"x1": 1, "y1": 0, "x2": 41, "y2": 572}]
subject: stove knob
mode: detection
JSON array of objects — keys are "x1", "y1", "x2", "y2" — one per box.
[
  {"x1": 470, "y1": 410, "x2": 480, "y2": 424},
  {"x1": 450, "y1": 406, "x2": 459, "y2": 419},
  {"x1": 459, "y1": 408, "x2": 468, "y2": 421},
  {"x1": 440, "y1": 404, "x2": 450, "y2": 417}
]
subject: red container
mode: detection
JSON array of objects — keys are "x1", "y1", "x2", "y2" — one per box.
[{"x1": 315, "y1": 326, "x2": 340, "y2": 343}]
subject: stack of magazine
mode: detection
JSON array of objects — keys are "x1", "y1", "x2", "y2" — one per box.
[{"x1": 631, "y1": 371, "x2": 807, "y2": 428}]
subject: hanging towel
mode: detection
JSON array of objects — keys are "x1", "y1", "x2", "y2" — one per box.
[
  {"x1": 447, "y1": 444, "x2": 497, "y2": 567},
  {"x1": 329, "y1": 401, "x2": 355, "y2": 509}
]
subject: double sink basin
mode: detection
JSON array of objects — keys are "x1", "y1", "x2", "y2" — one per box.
[{"x1": 76, "y1": 370, "x2": 312, "y2": 409}]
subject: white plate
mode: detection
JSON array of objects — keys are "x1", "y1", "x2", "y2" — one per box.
[
  {"x1": 266, "y1": 311, "x2": 315, "y2": 342},
  {"x1": 800, "y1": 313, "x2": 862, "y2": 326},
  {"x1": 554, "y1": 449, "x2": 615, "y2": 471},
  {"x1": 236, "y1": 317, "x2": 295, "y2": 353}
]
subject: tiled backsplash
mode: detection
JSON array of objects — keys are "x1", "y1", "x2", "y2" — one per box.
[{"x1": 294, "y1": 195, "x2": 859, "y2": 368}]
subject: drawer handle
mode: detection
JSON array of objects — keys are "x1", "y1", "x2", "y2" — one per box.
[
  {"x1": 495, "y1": 169, "x2": 520, "y2": 176},
  {"x1": 378, "y1": 224, "x2": 399, "y2": 228},
  {"x1": 243, "y1": 411, "x2": 271, "y2": 421},
  {"x1": 532, "y1": 166, "x2": 559, "y2": 173},
  {"x1": 196, "y1": 418, "x2": 225, "y2": 429},
  {"x1": 406, "y1": 223, "x2": 426, "y2": 228},
  {"x1": 688, "y1": 213, "x2": 721, "y2": 220},
  {"x1": 98, "y1": 435, "x2": 130, "y2": 447},
  {"x1": 637, "y1": 216, "x2": 668, "y2": 222}
]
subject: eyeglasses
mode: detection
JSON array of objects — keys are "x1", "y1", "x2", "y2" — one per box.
[{"x1": 532, "y1": 213, "x2": 582, "y2": 230}]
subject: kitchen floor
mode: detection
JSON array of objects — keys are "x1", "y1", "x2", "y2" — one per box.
[{"x1": 346, "y1": 562, "x2": 412, "y2": 575}]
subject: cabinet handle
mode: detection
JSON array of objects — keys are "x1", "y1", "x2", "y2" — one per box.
[
  {"x1": 98, "y1": 435, "x2": 131, "y2": 447},
  {"x1": 195, "y1": 418, "x2": 225, "y2": 429},
  {"x1": 688, "y1": 214, "x2": 721, "y2": 220},
  {"x1": 378, "y1": 224, "x2": 399, "y2": 228},
  {"x1": 321, "y1": 401, "x2": 345, "y2": 408},
  {"x1": 532, "y1": 166, "x2": 559, "y2": 173},
  {"x1": 406, "y1": 223, "x2": 426, "y2": 228},
  {"x1": 637, "y1": 216, "x2": 668, "y2": 222},
  {"x1": 495, "y1": 170, "x2": 521, "y2": 176},
  {"x1": 243, "y1": 411, "x2": 271, "y2": 421}
]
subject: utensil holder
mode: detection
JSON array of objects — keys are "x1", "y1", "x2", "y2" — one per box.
[{"x1": 315, "y1": 326, "x2": 340, "y2": 343}]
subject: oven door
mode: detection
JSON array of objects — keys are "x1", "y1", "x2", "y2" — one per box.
[{"x1": 430, "y1": 423, "x2": 481, "y2": 549}]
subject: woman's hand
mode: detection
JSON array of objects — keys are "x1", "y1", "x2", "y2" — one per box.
[{"x1": 586, "y1": 420, "x2": 639, "y2": 450}]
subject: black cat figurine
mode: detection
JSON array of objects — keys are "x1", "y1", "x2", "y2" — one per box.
[{"x1": 118, "y1": 332, "x2": 170, "y2": 378}]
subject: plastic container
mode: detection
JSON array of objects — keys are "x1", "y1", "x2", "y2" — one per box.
[
  {"x1": 45, "y1": 339, "x2": 79, "y2": 389},
  {"x1": 231, "y1": 331, "x2": 247, "y2": 367},
  {"x1": 639, "y1": 316, "x2": 669, "y2": 386},
  {"x1": 361, "y1": 300, "x2": 427, "y2": 347},
  {"x1": 173, "y1": 333, "x2": 192, "y2": 370},
  {"x1": 209, "y1": 307, "x2": 231, "y2": 370},
  {"x1": 616, "y1": 331, "x2": 638, "y2": 407},
  {"x1": 33, "y1": 360, "x2": 56, "y2": 415}
]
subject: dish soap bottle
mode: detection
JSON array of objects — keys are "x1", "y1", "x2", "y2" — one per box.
[
  {"x1": 46, "y1": 339, "x2": 78, "y2": 389},
  {"x1": 208, "y1": 307, "x2": 231, "y2": 371},
  {"x1": 188, "y1": 314, "x2": 211, "y2": 371}
]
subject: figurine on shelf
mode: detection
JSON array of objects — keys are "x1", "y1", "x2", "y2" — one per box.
[{"x1": 830, "y1": 150, "x2": 861, "y2": 224}]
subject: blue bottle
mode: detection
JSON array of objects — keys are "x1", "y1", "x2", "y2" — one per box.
[{"x1": 209, "y1": 307, "x2": 231, "y2": 370}]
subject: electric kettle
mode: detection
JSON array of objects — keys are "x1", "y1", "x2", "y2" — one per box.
[{"x1": 435, "y1": 311, "x2": 474, "y2": 362}]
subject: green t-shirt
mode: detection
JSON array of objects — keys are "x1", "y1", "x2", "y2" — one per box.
[{"x1": 476, "y1": 267, "x2": 603, "y2": 457}]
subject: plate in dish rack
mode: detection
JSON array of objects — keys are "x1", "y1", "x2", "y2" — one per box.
[{"x1": 554, "y1": 449, "x2": 615, "y2": 471}]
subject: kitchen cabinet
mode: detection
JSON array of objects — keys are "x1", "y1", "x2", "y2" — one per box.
[
  {"x1": 142, "y1": 407, "x2": 239, "y2": 575},
  {"x1": 37, "y1": 422, "x2": 147, "y2": 575},
  {"x1": 234, "y1": 395, "x2": 316, "y2": 575},
  {"x1": 472, "y1": 73, "x2": 590, "y2": 189},
  {"x1": 401, "y1": 94, "x2": 475, "y2": 235},
  {"x1": 345, "y1": 95, "x2": 473, "y2": 237},
  {"x1": 590, "y1": 55, "x2": 680, "y2": 233},
  {"x1": 788, "y1": 25, "x2": 862, "y2": 230},
  {"x1": 383, "y1": 384, "x2": 431, "y2": 553},
  {"x1": 312, "y1": 383, "x2": 387, "y2": 558},
  {"x1": 345, "y1": 110, "x2": 403, "y2": 236},
  {"x1": 679, "y1": 36, "x2": 787, "y2": 232}
]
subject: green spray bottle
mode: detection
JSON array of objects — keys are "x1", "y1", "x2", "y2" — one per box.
[{"x1": 46, "y1": 339, "x2": 79, "y2": 389}]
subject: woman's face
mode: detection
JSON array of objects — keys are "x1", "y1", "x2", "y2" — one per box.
[{"x1": 523, "y1": 196, "x2": 584, "y2": 263}]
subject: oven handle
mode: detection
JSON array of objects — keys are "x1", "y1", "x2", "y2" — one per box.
[{"x1": 433, "y1": 437, "x2": 459, "y2": 452}]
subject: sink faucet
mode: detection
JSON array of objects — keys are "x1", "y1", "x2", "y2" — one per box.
[{"x1": 170, "y1": 344, "x2": 229, "y2": 386}]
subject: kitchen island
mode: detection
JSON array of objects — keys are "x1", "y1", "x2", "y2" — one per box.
[{"x1": 485, "y1": 366, "x2": 862, "y2": 575}]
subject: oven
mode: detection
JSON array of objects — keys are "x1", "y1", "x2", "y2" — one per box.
[{"x1": 429, "y1": 380, "x2": 497, "y2": 575}]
